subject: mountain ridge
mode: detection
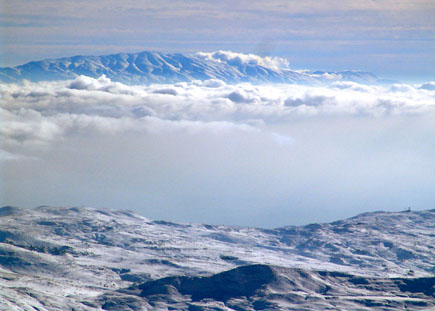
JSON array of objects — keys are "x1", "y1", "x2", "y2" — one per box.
[
  {"x1": 0, "y1": 50, "x2": 380, "y2": 85},
  {"x1": 1, "y1": 206, "x2": 433, "y2": 310}
]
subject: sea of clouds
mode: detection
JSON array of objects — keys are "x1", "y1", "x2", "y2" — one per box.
[{"x1": 1, "y1": 76, "x2": 435, "y2": 226}]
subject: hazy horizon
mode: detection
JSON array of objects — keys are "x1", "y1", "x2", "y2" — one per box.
[
  {"x1": 1, "y1": 1, "x2": 434, "y2": 81},
  {"x1": 2, "y1": 71, "x2": 434, "y2": 228},
  {"x1": 1, "y1": 1, "x2": 434, "y2": 228}
]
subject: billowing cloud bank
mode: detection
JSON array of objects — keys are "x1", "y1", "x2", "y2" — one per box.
[
  {"x1": 1, "y1": 77, "x2": 435, "y2": 226},
  {"x1": 197, "y1": 51, "x2": 291, "y2": 70},
  {"x1": 2, "y1": 75, "x2": 434, "y2": 147}
]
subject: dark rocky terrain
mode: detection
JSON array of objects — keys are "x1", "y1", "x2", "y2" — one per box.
[{"x1": 126, "y1": 264, "x2": 434, "y2": 311}]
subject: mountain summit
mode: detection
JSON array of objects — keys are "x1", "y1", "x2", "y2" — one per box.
[{"x1": 0, "y1": 50, "x2": 378, "y2": 84}]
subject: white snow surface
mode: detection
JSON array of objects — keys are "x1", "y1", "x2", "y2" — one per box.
[
  {"x1": 0, "y1": 51, "x2": 379, "y2": 85},
  {"x1": 0, "y1": 206, "x2": 433, "y2": 310}
]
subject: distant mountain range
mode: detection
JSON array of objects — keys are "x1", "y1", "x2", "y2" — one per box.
[
  {"x1": 0, "y1": 206, "x2": 433, "y2": 310},
  {"x1": 0, "y1": 51, "x2": 381, "y2": 84}
]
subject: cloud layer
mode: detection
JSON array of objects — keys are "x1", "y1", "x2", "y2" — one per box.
[
  {"x1": 2, "y1": 75, "x2": 434, "y2": 146},
  {"x1": 1, "y1": 77, "x2": 435, "y2": 226}
]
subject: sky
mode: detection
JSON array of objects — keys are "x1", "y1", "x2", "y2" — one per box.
[
  {"x1": 1, "y1": 77, "x2": 435, "y2": 227},
  {"x1": 1, "y1": 1, "x2": 435, "y2": 227},
  {"x1": 1, "y1": 0, "x2": 434, "y2": 81}
]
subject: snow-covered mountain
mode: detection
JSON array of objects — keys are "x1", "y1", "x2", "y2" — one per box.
[
  {"x1": 0, "y1": 206, "x2": 433, "y2": 310},
  {"x1": 0, "y1": 51, "x2": 379, "y2": 85}
]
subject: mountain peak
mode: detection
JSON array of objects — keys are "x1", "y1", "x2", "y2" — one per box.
[{"x1": 0, "y1": 50, "x2": 379, "y2": 85}]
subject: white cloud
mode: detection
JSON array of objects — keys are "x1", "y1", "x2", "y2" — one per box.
[
  {"x1": 419, "y1": 82, "x2": 435, "y2": 91},
  {"x1": 2, "y1": 76, "x2": 435, "y2": 227},
  {"x1": 1, "y1": 76, "x2": 435, "y2": 149},
  {"x1": 197, "y1": 51, "x2": 290, "y2": 70}
]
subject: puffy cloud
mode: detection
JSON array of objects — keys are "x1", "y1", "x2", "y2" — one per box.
[
  {"x1": 419, "y1": 82, "x2": 435, "y2": 91},
  {"x1": 68, "y1": 75, "x2": 136, "y2": 95},
  {"x1": 198, "y1": 79, "x2": 226, "y2": 88},
  {"x1": 197, "y1": 51, "x2": 290, "y2": 70},
  {"x1": 226, "y1": 90, "x2": 256, "y2": 103},
  {"x1": 152, "y1": 88, "x2": 178, "y2": 96},
  {"x1": 389, "y1": 84, "x2": 415, "y2": 93},
  {"x1": 332, "y1": 81, "x2": 377, "y2": 92},
  {"x1": 1, "y1": 76, "x2": 435, "y2": 149},
  {"x1": 284, "y1": 95, "x2": 331, "y2": 107}
]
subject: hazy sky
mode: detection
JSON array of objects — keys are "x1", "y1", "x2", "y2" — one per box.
[
  {"x1": 1, "y1": 0, "x2": 434, "y2": 81},
  {"x1": 1, "y1": 76, "x2": 434, "y2": 227}
]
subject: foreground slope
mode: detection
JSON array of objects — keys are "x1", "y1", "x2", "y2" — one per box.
[
  {"x1": 0, "y1": 206, "x2": 433, "y2": 310},
  {"x1": 132, "y1": 264, "x2": 434, "y2": 311},
  {"x1": 0, "y1": 51, "x2": 378, "y2": 84}
]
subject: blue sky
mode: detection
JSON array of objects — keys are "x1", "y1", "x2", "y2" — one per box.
[{"x1": 1, "y1": 0, "x2": 434, "y2": 81}]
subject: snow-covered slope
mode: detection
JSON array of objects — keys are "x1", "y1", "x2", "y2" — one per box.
[
  {"x1": 0, "y1": 51, "x2": 379, "y2": 85},
  {"x1": 0, "y1": 206, "x2": 433, "y2": 310}
]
